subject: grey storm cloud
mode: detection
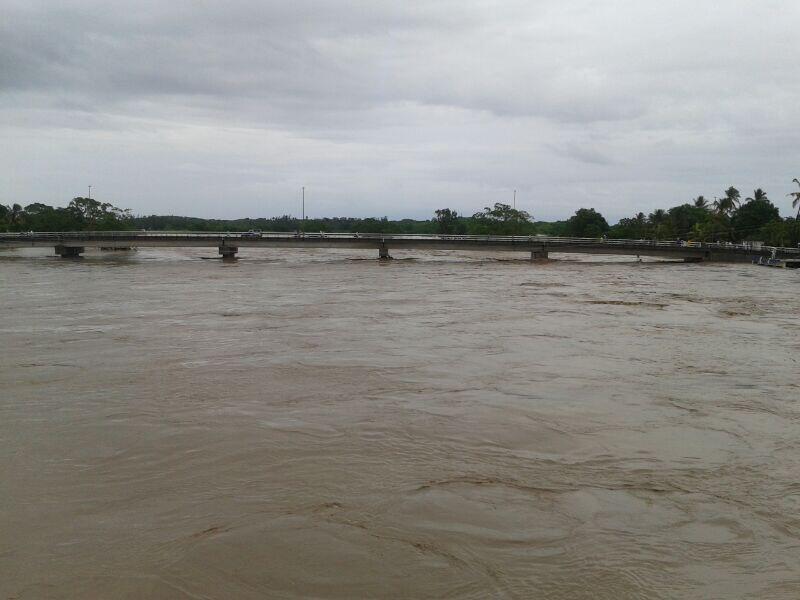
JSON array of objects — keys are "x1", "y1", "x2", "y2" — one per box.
[{"x1": 1, "y1": 0, "x2": 799, "y2": 220}]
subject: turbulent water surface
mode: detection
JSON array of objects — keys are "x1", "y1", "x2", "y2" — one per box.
[{"x1": 1, "y1": 247, "x2": 799, "y2": 599}]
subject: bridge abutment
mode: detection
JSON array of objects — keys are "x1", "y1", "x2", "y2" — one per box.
[
  {"x1": 55, "y1": 245, "x2": 84, "y2": 258},
  {"x1": 219, "y1": 246, "x2": 238, "y2": 260}
]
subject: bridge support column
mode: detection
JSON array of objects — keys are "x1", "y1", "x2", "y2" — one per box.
[
  {"x1": 531, "y1": 249, "x2": 548, "y2": 261},
  {"x1": 219, "y1": 246, "x2": 238, "y2": 261},
  {"x1": 378, "y1": 244, "x2": 392, "y2": 260},
  {"x1": 55, "y1": 245, "x2": 84, "y2": 258}
]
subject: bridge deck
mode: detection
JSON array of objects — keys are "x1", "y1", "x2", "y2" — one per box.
[{"x1": 1, "y1": 231, "x2": 797, "y2": 262}]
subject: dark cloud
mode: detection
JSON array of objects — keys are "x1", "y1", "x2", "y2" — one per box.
[{"x1": 1, "y1": 0, "x2": 799, "y2": 220}]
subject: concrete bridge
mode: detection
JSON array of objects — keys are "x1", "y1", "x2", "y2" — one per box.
[{"x1": 1, "y1": 231, "x2": 797, "y2": 262}]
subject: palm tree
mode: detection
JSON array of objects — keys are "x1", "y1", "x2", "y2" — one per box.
[
  {"x1": 746, "y1": 188, "x2": 768, "y2": 203},
  {"x1": 649, "y1": 208, "x2": 666, "y2": 224},
  {"x1": 711, "y1": 187, "x2": 741, "y2": 217},
  {"x1": 693, "y1": 195, "x2": 709, "y2": 209},
  {"x1": 710, "y1": 196, "x2": 734, "y2": 242},
  {"x1": 712, "y1": 196, "x2": 732, "y2": 215},
  {"x1": 788, "y1": 178, "x2": 800, "y2": 220},
  {"x1": 648, "y1": 209, "x2": 667, "y2": 239},
  {"x1": 723, "y1": 186, "x2": 741, "y2": 211},
  {"x1": 634, "y1": 212, "x2": 648, "y2": 238}
]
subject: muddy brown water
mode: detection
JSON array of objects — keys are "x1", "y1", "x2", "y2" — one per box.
[{"x1": 1, "y1": 247, "x2": 799, "y2": 599}]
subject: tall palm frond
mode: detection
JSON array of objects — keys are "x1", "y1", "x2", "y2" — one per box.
[
  {"x1": 723, "y1": 186, "x2": 741, "y2": 210},
  {"x1": 746, "y1": 188, "x2": 768, "y2": 203},
  {"x1": 712, "y1": 196, "x2": 732, "y2": 215},
  {"x1": 788, "y1": 178, "x2": 800, "y2": 220}
]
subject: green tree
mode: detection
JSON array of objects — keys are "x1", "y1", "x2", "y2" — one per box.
[
  {"x1": 746, "y1": 188, "x2": 768, "y2": 203},
  {"x1": 470, "y1": 202, "x2": 533, "y2": 235},
  {"x1": 9, "y1": 203, "x2": 25, "y2": 230},
  {"x1": 693, "y1": 195, "x2": 709, "y2": 209},
  {"x1": 759, "y1": 218, "x2": 800, "y2": 247},
  {"x1": 667, "y1": 204, "x2": 708, "y2": 239},
  {"x1": 634, "y1": 212, "x2": 648, "y2": 236},
  {"x1": 713, "y1": 187, "x2": 740, "y2": 216},
  {"x1": 67, "y1": 197, "x2": 131, "y2": 230},
  {"x1": 725, "y1": 186, "x2": 742, "y2": 210},
  {"x1": 533, "y1": 220, "x2": 569, "y2": 236},
  {"x1": 710, "y1": 190, "x2": 741, "y2": 241},
  {"x1": 689, "y1": 220, "x2": 714, "y2": 242},
  {"x1": 648, "y1": 208, "x2": 671, "y2": 239},
  {"x1": 609, "y1": 212, "x2": 648, "y2": 239},
  {"x1": 731, "y1": 196, "x2": 780, "y2": 241},
  {"x1": 434, "y1": 208, "x2": 463, "y2": 234},
  {"x1": 565, "y1": 208, "x2": 609, "y2": 237}
]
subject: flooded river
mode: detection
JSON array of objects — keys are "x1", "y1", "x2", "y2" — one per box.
[{"x1": 1, "y1": 248, "x2": 799, "y2": 599}]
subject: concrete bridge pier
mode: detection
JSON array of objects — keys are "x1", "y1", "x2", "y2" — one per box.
[
  {"x1": 531, "y1": 249, "x2": 549, "y2": 261},
  {"x1": 378, "y1": 244, "x2": 392, "y2": 260},
  {"x1": 55, "y1": 245, "x2": 84, "y2": 258},
  {"x1": 219, "y1": 246, "x2": 238, "y2": 261}
]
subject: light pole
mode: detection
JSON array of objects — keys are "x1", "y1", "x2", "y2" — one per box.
[
  {"x1": 513, "y1": 189, "x2": 516, "y2": 210},
  {"x1": 301, "y1": 186, "x2": 305, "y2": 233}
]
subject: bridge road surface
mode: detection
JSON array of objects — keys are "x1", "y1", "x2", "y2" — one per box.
[{"x1": 1, "y1": 231, "x2": 797, "y2": 261}]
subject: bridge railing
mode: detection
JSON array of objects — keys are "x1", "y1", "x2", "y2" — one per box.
[{"x1": 1, "y1": 231, "x2": 797, "y2": 254}]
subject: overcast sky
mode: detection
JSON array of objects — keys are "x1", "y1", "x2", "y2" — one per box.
[{"x1": 2, "y1": 0, "x2": 799, "y2": 221}]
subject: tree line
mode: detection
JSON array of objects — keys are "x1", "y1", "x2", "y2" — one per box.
[
  {"x1": 607, "y1": 185, "x2": 800, "y2": 247},
  {"x1": 0, "y1": 198, "x2": 131, "y2": 232},
  {"x1": 2, "y1": 180, "x2": 800, "y2": 247}
]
